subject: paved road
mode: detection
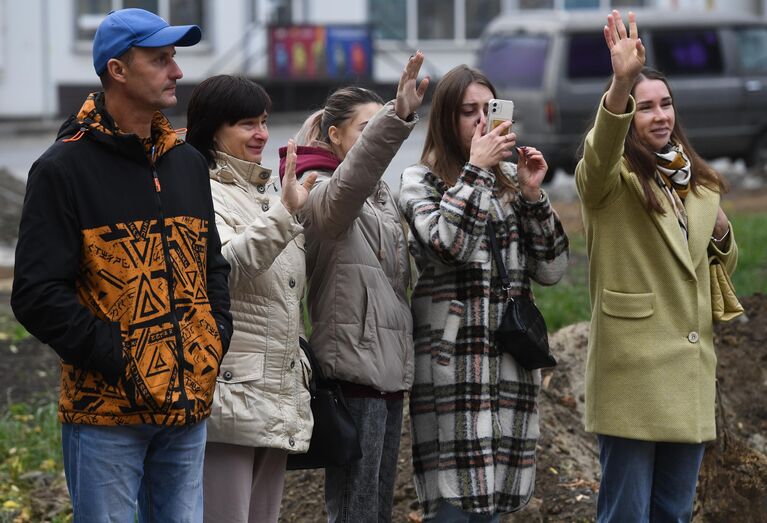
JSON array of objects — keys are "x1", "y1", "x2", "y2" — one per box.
[{"x1": 0, "y1": 117, "x2": 427, "y2": 192}]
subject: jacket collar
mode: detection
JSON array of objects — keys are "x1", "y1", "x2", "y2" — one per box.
[
  {"x1": 64, "y1": 92, "x2": 182, "y2": 163},
  {"x1": 210, "y1": 151, "x2": 273, "y2": 186},
  {"x1": 622, "y1": 159, "x2": 720, "y2": 278}
]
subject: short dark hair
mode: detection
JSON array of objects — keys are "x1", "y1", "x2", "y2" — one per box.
[
  {"x1": 186, "y1": 75, "x2": 272, "y2": 167},
  {"x1": 98, "y1": 48, "x2": 134, "y2": 89}
]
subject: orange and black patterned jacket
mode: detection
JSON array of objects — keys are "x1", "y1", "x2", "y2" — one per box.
[{"x1": 11, "y1": 93, "x2": 232, "y2": 426}]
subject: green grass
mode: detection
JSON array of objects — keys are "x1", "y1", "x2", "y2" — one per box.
[
  {"x1": 0, "y1": 316, "x2": 29, "y2": 343},
  {"x1": 0, "y1": 212, "x2": 762, "y2": 522},
  {"x1": 534, "y1": 234, "x2": 591, "y2": 331},
  {"x1": 728, "y1": 213, "x2": 767, "y2": 296},
  {"x1": 0, "y1": 402, "x2": 70, "y2": 523},
  {"x1": 535, "y1": 212, "x2": 767, "y2": 331}
]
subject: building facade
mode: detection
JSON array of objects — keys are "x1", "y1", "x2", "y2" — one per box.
[{"x1": 0, "y1": 0, "x2": 763, "y2": 118}]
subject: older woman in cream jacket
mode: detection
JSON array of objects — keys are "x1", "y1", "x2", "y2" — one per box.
[{"x1": 186, "y1": 75, "x2": 317, "y2": 523}]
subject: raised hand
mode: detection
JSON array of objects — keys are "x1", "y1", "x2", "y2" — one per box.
[
  {"x1": 604, "y1": 10, "x2": 645, "y2": 84},
  {"x1": 395, "y1": 50, "x2": 430, "y2": 120},
  {"x1": 281, "y1": 140, "x2": 317, "y2": 215},
  {"x1": 603, "y1": 10, "x2": 646, "y2": 114},
  {"x1": 516, "y1": 146, "x2": 548, "y2": 202},
  {"x1": 469, "y1": 119, "x2": 514, "y2": 171}
]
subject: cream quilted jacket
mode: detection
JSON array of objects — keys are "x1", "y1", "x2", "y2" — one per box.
[{"x1": 206, "y1": 151, "x2": 313, "y2": 451}]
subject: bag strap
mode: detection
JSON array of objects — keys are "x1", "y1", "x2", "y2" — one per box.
[
  {"x1": 486, "y1": 221, "x2": 512, "y2": 295},
  {"x1": 299, "y1": 337, "x2": 327, "y2": 390}
]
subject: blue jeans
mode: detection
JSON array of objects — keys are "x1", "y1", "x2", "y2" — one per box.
[
  {"x1": 425, "y1": 501, "x2": 501, "y2": 522},
  {"x1": 324, "y1": 396, "x2": 403, "y2": 523},
  {"x1": 61, "y1": 422, "x2": 206, "y2": 523},
  {"x1": 597, "y1": 435, "x2": 706, "y2": 523}
]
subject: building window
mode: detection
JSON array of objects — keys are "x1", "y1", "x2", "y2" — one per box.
[
  {"x1": 465, "y1": 0, "x2": 500, "y2": 40},
  {"x1": 370, "y1": 0, "x2": 504, "y2": 42},
  {"x1": 75, "y1": 0, "x2": 112, "y2": 41},
  {"x1": 612, "y1": 0, "x2": 646, "y2": 7},
  {"x1": 520, "y1": 0, "x2": 553, "y2": 8},
  {"x1": 168, "y1": 0, "x2": 202, "y2": 26},
  {"x1": 75, "y1": 0, "x2": 205, "y2": 42},
  {"x1": 418, "y1": 0, "x2": 454, "y2": 40},
  {"x1": 370, "y1": 0, "x2": 407, "y2": 40}
]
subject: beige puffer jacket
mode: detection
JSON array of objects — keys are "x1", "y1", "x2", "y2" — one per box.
[
  {"x1": 301, "y1": 102, "x2": 416, "y2": 393},
  {"x1": 206, "y1": 151, "x2": 313, "y2": 451}
]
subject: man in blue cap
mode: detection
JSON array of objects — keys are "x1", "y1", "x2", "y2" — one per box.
[{"x1": 11, "y1": 8, "x2": 232, "y2": 522}]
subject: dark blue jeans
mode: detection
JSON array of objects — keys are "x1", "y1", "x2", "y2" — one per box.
[
  {"x1": 597, "y1": 435, "x2": 706, "y2": 523},
  {"x1": 62, "y1": 422, "x2": 206, "y2": 523},
  {"x1": 324, "y1": 396, "x2": 403, "y2": 523}
]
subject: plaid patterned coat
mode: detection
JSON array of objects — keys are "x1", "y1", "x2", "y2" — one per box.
[{"x1": 398, "y1": 162, "x2": 569, "y2": 517}]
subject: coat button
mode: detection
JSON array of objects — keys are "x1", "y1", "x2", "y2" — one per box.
[
  {"x1": 261, "y1": 202, "x2": 269, "y2": 212},
  {"x1": 223, "y1": 370, "x2": 233, "y2": 380},
  {"x1": 288, "y1": 437, "x2": 295, "y2": 447},
  {"x1": 687, "y1": 331, "x2": 699, "y2": 343},
  {"x1": 260, "y1": 171, "x2": 269, "y2": 180},
  {"x1": 290, "y1": 360, "x2": 295, "y2": 369},
  {"x1": 257, "y1": 185, "x2": 266, "y2": 193},
  {"x1": 289, "y1": 278, "x2": 296, "y2": 288}
]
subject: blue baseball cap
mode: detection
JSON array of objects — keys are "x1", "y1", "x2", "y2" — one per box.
[{"x1": 93, "y1": 8, "x2": 201, "y2": 75}]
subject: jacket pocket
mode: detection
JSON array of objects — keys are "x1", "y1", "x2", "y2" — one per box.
[
  {"x1": 433, "y1": 300, "x2": 465, "y2": 366},
  {"x1": 212, "y1": 352, "x2": 265, "y2": 428},
  {"x1": 293, "y1": 349, "x2": 313, "y2": 439},
  {"x1": 217, "y1": 351, "x2": 265, "y2": 384},
  {"x1": 601, "y1": 289, "x2": 655, "y2": 319},
  {"x1": 360, "y1": 286, "x2": 409, "y2": 349}
]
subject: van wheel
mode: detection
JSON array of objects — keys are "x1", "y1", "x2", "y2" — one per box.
[{"x1": 746, "y1": 131, "x2": 767, "y2": 177}]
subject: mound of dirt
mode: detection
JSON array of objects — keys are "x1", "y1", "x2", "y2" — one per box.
[
  {"x1": 1, "y1": 295, "x2": 765, "y2": 522},
  {"x1": 279, "y1": 295, "x2": 767, "y2": 522}
]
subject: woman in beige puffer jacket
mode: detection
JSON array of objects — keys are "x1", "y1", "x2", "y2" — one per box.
[{"x1": 186, "y1": 76, "x2": 317, "y2": 523}]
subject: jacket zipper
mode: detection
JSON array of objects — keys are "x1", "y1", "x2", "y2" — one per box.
[{"x1": 150, "y1": 145, "x2": 192, "y2": 423}]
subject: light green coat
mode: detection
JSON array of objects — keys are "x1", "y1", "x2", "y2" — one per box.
[{"x1": 575, "y1": 96, "x2": 737, "y2": 443}]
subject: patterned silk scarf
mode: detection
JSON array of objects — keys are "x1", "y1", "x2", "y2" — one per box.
[{"x1": 654, "y1": 143, "x2": 692, "y2": 240}]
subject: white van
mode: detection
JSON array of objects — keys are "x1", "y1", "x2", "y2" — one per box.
[{"x1": 477, "y1": 9, "x2": 767, "y2": 178}]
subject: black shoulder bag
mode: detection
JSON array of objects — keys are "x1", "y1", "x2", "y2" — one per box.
[
  {"x1": 286, "y1": 338, "x2": 363, "y2": 470},
  {"x1": 487, "y1": 221, "x2": 557, "y2": 370}
]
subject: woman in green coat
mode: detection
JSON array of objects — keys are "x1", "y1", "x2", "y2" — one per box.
[{"x1": 575, "y1": 10, "x2": 738, "y2": 522}]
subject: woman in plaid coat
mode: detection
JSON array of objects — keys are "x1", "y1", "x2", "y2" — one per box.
[{"x1": 398, "y1": 65, "x2": 570, "y2": 521}]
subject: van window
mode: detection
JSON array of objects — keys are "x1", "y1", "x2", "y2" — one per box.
[
  {"x1": 567, "y1": 33, "x2": 612, "y2": 79},
  {"x1": 651, "y1": 29, "x2": 723, "y2": 75},
  {"x1": 735, "y1": 27, "x2": 767, "y2": 73},
  {"x1": 478, "y1": 34, "x2": 549, "y2": 88}
]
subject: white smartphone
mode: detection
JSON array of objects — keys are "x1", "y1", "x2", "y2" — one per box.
[{"x1": 485, "y1": 98, "x2": 514, "y2": 135}]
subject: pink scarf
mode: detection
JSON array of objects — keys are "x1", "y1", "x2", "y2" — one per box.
[{"x1": 278, "y1": 145, "x2": 340, "y2": 181}]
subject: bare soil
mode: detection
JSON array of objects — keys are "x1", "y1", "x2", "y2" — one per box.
[
  {"x1": 0, "y1": 178, "x2": 765, "y2": 521},
  {"x1": 2, "y1": 294, "x2": 764, "y2": 522}
]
